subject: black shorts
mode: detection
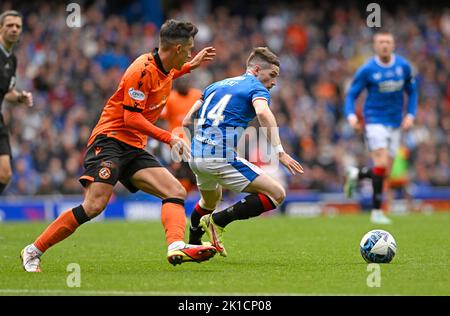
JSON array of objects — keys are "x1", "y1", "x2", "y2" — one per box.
[
  {"x1": 0, "y1": 133, "x2": 11, "y2": 156},
  {"x1": 79, "y1": 135, "x2": 162, "y2": 193}
]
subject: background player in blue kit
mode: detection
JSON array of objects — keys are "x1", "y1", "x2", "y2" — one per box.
[
  {"x1": 344, "y1": 30, "x2": 418, "y2": 224},
  {"x1": 182, "y1": 47, "x2": 304, "y2": 256}
]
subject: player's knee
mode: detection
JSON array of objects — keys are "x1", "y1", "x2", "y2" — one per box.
[
  {"x1": 0, "y1": 168, "x2": 12, "y2": 184},
  {"x1": 168, "y1": 184, "x2": 187, "y2": 200},
  {"x1": 83, "y1": 199, "x2": 108, "y2": 218},
  {"x1": 272, "y1": 186, "x2": 286, "y2": 206}
]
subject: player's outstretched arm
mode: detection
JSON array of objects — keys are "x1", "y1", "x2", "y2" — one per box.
[
  {"x1": 123, "y1": 110, "x2": 190, "y2": 160},
  {"x1": 173, "y1": 47, "x2": 216, "y2": 79},
  {"x1": 189, "y1": 47, "x2": 216, "y2": 70},
  {"x1": 123, "y1": 110, "x2": 173, "y2": 143},
  {"x1": 182, "y1": 99, "x2": 203, "y2": 128},
  {"x1": 253, "y1": 99, "x2": 304, "y2": 175}
]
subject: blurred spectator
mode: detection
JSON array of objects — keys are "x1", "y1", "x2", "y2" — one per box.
[
  {"x1": 160, "y1": 75, "x2": 202, "y2": 194},
  {"x1": 160, "y1": 75, "x2": 202, "y2": 142}
]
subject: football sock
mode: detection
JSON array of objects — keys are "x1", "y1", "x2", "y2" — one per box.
[
  {"x1": 358, "y1": 166, "x2": 372, "y2": 179},
  {"x1": 212, "y1": 194, "x2": 276, "y2": 228},
  {"x1": 161, "y1": 198, "x2": 186, "y2": 246},
  {"x1": 34, "y1": 205, "x2": 90, "y2": 253},
  {"x1": 189, "y1": 202, "x2": 214, "y2": 244},
  {"x1": 0, "y1": 182, "x2": 7, "y2": 194},
  {"x1": 190, "y1": 202, "x2": 214, "y2": 228},
  {"x1": 372, "y1": 167, "x2": 386, "y2": 210}
]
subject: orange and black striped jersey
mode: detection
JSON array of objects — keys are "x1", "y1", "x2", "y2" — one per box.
[{"x1": 88, "y1": 50, "x2": 191, "y2": 149}]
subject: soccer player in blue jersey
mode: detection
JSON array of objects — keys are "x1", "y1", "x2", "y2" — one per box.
[
  {"x1": 182, "y1": 47, "x2": 304, "y2": 256},
  {"x1": 344, "y1": 30, "x2": 418, "y2": 224}
]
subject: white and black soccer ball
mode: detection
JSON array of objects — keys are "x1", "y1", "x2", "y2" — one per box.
[{"x1": 360, "y1": 229, "x2": 397, "y2": 263}]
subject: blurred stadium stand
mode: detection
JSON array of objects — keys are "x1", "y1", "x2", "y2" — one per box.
[{"x1": 0, "y1": 0, "x2": 448, "y2": 219}]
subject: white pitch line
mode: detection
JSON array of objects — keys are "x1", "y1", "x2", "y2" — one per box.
[{"x1": 0, "y1": 289, "x2": 393, "y2": 296}]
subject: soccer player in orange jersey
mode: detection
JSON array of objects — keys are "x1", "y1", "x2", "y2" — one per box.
[
  {"x1": 161, "y1": 76, "x2": 202, "y2": 141},
  {"x1": 20, "y1": 19, "x2": 217, "y2": 271}
]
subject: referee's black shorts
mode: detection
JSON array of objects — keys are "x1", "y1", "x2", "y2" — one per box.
[{"x1": 0, "y1": 133, "x2": 11, "y2": 157}]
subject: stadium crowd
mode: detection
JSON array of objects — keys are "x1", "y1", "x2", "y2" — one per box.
[{"x1": 1, "y1": 0, "x2": 449, "y2": 196}]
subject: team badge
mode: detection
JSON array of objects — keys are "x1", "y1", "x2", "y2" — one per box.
[{"x1": 99, "y1": 167, "x2": 111, "y2": 179}]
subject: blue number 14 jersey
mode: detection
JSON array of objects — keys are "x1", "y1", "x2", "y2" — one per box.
[{"x1": 192, "y1": 73, "x2": 270, "y2": 159}]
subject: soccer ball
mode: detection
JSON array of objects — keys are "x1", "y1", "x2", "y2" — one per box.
[{"x1": 360, "y1": 229, "x2": 397, "y2": 263}]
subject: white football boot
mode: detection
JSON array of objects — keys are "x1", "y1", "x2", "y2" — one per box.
[
  {"x1": 370, "y1": 209, "x2": 392, "y2": 225},
  {"x1": 20, "y1": 244, "x2": 42, "y2": 272}
]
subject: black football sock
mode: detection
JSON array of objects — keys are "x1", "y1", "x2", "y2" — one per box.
[
  {"x1": 358, "y1": 166, "x2": 372, "y2": 179},
  {"x1": 189, "y1": 203, "x2": 213, "y2": 244},
  {"x1": 190, "y1": 203, "x2": 213, "y2": 228},
  {"x1": 372, "y1": 167, "x2": 386, "y2": 209},
  {"x1": 212, "y1": 194, "x2": 276, "y2": 228}
]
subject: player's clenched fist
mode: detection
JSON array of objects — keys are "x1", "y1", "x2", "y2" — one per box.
[{"x1": 170, "y1": 135, "x2": 191, "y2": 162}]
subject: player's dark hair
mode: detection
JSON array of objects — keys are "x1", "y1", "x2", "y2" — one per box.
[
  {"x1": 159, "y1": 19, "x2": 198, "y2": 48},
  {"x1": 246, "y1": 47, "x2": 280, "y2": 69},
  {"x1": 0, "y1": 10, "x2": 22, "y2": 26}
]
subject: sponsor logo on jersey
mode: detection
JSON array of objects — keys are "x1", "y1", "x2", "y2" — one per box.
[
  {"x1": 378, "y1": 79, "x2": 404, "y2": 92},
  {"x1": 194, "y1": 134, "x2": 218, "y2": 146},
  {"x1": 128, "y1": 88, "x2": 145, "y2": 101}
]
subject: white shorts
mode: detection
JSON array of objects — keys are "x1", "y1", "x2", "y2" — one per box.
[
  {"x1": 365, "y1": 124, "x2": 401, "y2": 157},
  {"x1": 189, "y1": 157, "x2": 263, "y2": 192}
]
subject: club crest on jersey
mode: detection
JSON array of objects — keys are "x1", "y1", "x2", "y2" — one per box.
[
  {"x1": 128, "y1": 88, "x2": 145, "y2": 101},
  {"x1": 98, "y1": 167, "x2": 111, "y2": 180}
]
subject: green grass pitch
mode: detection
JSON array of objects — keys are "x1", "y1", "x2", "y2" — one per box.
[{"x1": 1, "y1": 212, "x2": 449, "y2": 295}]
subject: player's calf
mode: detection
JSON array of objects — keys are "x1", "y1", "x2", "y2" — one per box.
[{"x1": 212, "y1": 193, "x2": 277, "y2": 228}]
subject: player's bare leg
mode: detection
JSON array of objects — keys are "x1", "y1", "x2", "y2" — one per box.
[
  {"x1": 189, "y1": 187, "x2": 221, "y2": 245},
  {"x1": 21, "y1": 182, "x2": 113, "y2": 272},
  {"x1": 0, "y1": 155, "x2": 12, "y2": 194},
  {"x1": 131, "y1": 167, "x2": 216, "y2": 265},
  {"x1": 369, "y1": 148, "x2": 392, "y2": 224}
]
